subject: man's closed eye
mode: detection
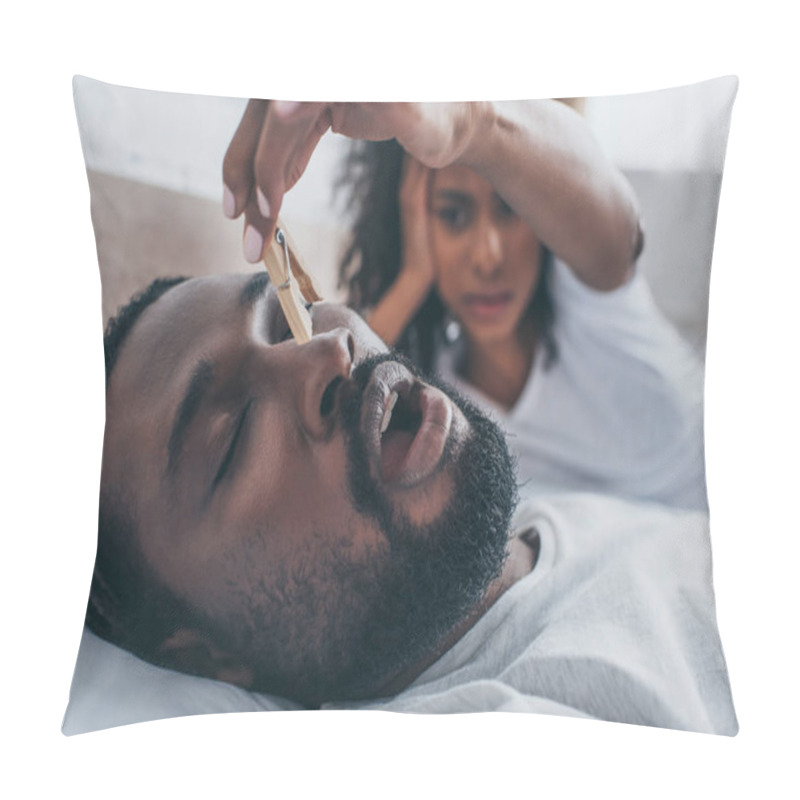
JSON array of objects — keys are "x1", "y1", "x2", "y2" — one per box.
[{"x1": 213, "y1": 400, "x2": 252, "y2": 489}]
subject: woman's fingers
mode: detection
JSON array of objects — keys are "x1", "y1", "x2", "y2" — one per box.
[
  {"x1": 398, "y1": 156, "x2": 436, "y2": 285},
  {"x1": 224, "y1": 99, "x2": 335, "y2": 263},
  {"x1": 399, "y1": 155, "x2": 429, "y2": 211},
  {"x1": 252, "y1": 101, "x2": 329, "y2": 239},
  {"x1": 241, "y1": 192, "x2": 272, "y2": 264},
  {"x1": 223, "y1": 99, "x2": 268, "y2": 219},
  {"x1": 285, "y1": 108, "x2": 332, "y2": 193}
]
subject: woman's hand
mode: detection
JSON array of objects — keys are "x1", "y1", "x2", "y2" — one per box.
[
  {"x1": 398, "y1": 156, "x2": 436, "y2": 296},
  {"x1": 222, "y1": 100, "x2": 478, "y2": 262},
  {"x1": 363, "y1": 155, "x2": 438, "y2": 347}
]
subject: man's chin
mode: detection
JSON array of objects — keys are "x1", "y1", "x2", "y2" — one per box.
[{"x1": 339, "y1": 392, "x2": 517, "y2": 699}]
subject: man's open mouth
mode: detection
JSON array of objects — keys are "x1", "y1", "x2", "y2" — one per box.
[{"x1": 360, "y1": 361, "x2": 454, "y2": 488}]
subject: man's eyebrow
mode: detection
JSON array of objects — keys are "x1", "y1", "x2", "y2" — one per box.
[
  {"x1": 239, "y1": 271, "x2": 271, "y2": 309},
  {"x1": 166, "y1": 359, "x2": 215, "y2": 479}
]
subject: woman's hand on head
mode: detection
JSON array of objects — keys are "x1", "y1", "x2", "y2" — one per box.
[
  {"x1": 222, "y1": 100, "x2": 481, "y2": 263},
  {"x1": 398, "y1": 156, "x2": 436, "y2": 295},
  {"x1": 362, "y1": 155, "x2": 440, "y2": 348}
]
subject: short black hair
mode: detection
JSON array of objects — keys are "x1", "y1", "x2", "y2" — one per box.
[
  {"x1": 87, "y1": 276, "x2": 194, "y2": 661},
  {"x1": 103, "y1": 276, "x2": 188, "y2": 383}
]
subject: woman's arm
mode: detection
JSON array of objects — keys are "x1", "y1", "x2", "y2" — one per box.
[
  {"x1": 455, "y1": 100, "x2": 641, "y2": 291},
  {"x1": 366, "y1": 268, "x2": 431, "y2": 347},
  {"x1": 223, "y1": 100, "x2": 640, "y2": 291}
]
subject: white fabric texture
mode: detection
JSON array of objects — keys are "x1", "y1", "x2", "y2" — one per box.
[
  {"x1": 435, "y1": 259, "x2": 708, "y2": 510},
  {"x1": 331, "y1": 492, "x2": 737, "y2": 735},
  {"x1": 64, "y1": 493, "x2": 736, "y2": 735},
  {"x1": 63, "y1": 627, "x2": 300, "y2": 734}
]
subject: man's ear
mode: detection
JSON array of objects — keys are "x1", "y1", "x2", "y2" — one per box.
[{"x1": 158, "y1": 628, "x2": 255, "y2": 689}]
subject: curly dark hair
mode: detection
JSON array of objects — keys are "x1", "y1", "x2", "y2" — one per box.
[{"x1": 336, "y1": 139, "x2": 557, "y2": 375}]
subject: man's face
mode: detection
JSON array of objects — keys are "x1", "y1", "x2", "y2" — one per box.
[{"x1": 102, "y1": 273, "x2": 515, "y2": 702}]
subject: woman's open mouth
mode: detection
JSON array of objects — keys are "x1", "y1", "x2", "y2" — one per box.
[
  {"x1": 361, "y1": 363, "x2": 455, "y2": 488},
  {"x1": 462, "y1": 291, "x2": 514, "y2": 321}
]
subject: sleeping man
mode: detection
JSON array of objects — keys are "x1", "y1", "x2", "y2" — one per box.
[{"x1": 65, "y1": 271, "x2": 737, "y2": 735}]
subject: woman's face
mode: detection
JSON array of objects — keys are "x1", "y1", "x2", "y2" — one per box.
[{"x1": 429, "y1": 165, "x2": 542, "y2": 347}]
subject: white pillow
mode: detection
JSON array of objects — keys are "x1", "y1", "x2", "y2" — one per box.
[{"x1": 63, "y1": 628, "x2": 301, "y2": 735}]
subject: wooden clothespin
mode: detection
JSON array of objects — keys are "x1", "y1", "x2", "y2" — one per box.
[{"x1": 262, "y1": 223, "x2": 323, "y2": 344}]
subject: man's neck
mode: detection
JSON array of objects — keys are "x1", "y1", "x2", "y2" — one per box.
[{"x1": 378, "y1": 532, "x2": 539, "y2": 696}]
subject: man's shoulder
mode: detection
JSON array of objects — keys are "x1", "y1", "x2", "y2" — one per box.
[{"x1": 512, "y1": 490, "x2": 709, "y2": 559}]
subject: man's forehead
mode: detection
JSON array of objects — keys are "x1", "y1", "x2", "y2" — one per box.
[
  {"x1": 137, "y1": 273, "x2": 250, "y2": 336},
  {"x1": 112, "y1": 274, "x2": 254, "y2": 393}
]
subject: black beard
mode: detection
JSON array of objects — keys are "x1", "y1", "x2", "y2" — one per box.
[{"x1": 326, "y1": 351, "x2": 519, "y2": 701}]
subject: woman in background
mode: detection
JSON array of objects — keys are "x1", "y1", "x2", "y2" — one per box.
[{"x1": 223, "y1": 100, "x2": 706, "y2": 509}]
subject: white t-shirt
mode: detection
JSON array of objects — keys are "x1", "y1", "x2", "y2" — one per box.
[
  {"x1": 435, "y1": 260, "x2": 708, "y2": 510},
  {"x1": 332, "y1": 492, "x2": 738, "y2": 735}
]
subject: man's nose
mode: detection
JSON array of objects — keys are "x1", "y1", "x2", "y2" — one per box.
[
  {"x1": 472, "y1": 221, "x2": 503, "y2": 278},
  {"x1": 292, "y1": 327, "x2": 355, "y2": 441}
]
